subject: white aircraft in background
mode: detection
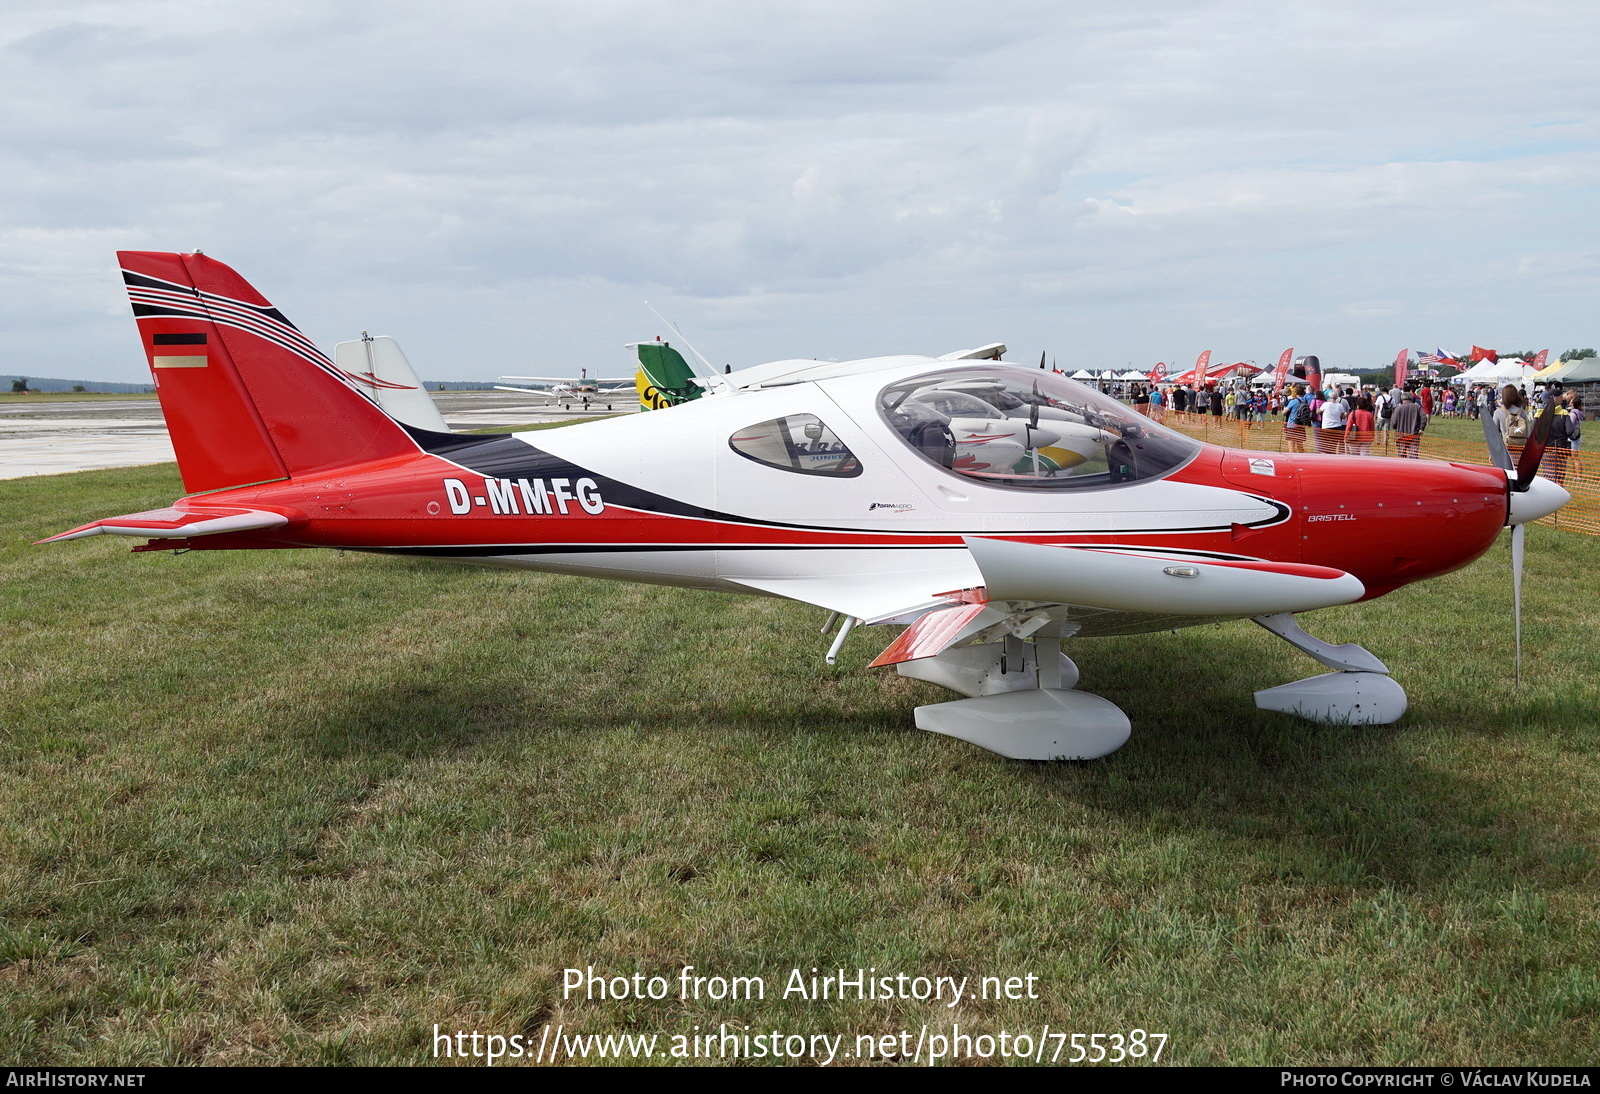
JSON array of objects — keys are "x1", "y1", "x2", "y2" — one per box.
[{"x1": 495, "y1": 368, "x2": 634, "y2": 411}]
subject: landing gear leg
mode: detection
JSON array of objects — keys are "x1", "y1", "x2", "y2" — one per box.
[
  {"x1": 1251, "y1": 612, "x2": 1407, "y2": 724},
  {"x1": 903, "y1": 627, "x2": 1130, "y2": 760}
]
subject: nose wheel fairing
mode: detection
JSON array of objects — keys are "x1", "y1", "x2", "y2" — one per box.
[{"x1": 1254, "y1": 672, "x2": 1408, "y2": 725}]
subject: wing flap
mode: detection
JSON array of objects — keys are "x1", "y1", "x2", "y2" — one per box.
[{"x1": 868, "y1": 602, "x2": 1001, "y2": 667}]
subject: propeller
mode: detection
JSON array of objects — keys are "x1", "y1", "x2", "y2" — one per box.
[
  {"x1": 1481, "y1": 393, "x2": 1563, "y2": 689},
  {"x1": 1512, "y1": 516, "x2": 1526, "y2": 689},
  {"x1": 1030, "y1": 378, "x2": 1040, "y2": 431},
  {"x1": 1481, "y1": 403, "x2": 1513, "y2": 476},
  {"x1": 1514, "y1": 397, "x2": 1558, "y2": 491}
]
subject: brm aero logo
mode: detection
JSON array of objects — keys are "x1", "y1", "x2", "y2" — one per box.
[{"x1": 442, "y1": 476, "x2": 606, "y2": 517}]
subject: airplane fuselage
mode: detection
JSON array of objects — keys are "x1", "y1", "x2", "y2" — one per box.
[{"x1": 143, "y1": 359, "x2": 1512, "y2": 633}]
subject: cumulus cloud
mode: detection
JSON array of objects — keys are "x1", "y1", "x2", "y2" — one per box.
[{"x1": 0, "y1": 0, "x2": 1595, "y2": 379}]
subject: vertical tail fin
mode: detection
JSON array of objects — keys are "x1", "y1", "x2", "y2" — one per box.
[
  {"x1": 633, "y1": 340, "x2": 704, "y2": 412},
  {"x1": 120, "y1": 251, "x2": 417, "y2": 494},
  {"x1": 333, "y1": 333, "x2": 452, "y2": 433}
]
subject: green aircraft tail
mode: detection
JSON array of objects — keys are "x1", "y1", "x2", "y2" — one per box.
[{"x1": 635, "y1": 341, "x2": 704, "y2": 411}]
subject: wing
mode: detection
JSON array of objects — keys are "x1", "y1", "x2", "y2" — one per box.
[
  {"x1": 964, "y1": 537, "x2": 1363, "y2": 618},
  {"x1": 499, "y1": 376, "x2": 634, "y2": 385},
  {"x1": 870, "y1": 537, "x2": 1365, "y2": 666},
  {"x1": 491, "y1": 385, "x2": 562, "y2": 400},
  {"x1": 723, "y1": 538, "x2": 1363, "y2": 667},
  {"x1": 723, "y1": 551, "x2": 983, "y2": 625}
]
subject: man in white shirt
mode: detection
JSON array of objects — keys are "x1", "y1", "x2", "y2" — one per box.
[{"x1": 1319, "y1": 390, "x2": 1347, "y2": 454}]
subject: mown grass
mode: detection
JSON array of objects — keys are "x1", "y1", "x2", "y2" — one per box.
[{"x1": 2, "y1": 461, "x2": 1597, "y2": 1066}]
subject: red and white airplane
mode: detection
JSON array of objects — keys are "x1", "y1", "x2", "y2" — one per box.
[{"x1": 43, "y1": 252, "x2": 1571, "y2": 759}]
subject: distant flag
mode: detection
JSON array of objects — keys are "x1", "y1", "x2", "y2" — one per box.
[
  {"x1": 1149, "y1": 361, "x2": 1168, "y2": 383},
  {"x1": 1393, "y1": 348, "x2": 1408, "y2": 389},
  {"x1": 1273, "y1": 347, "x2": 1293, "y2": 394},
  {"x1": 1470, "y1": 345, "x2": 1498, "y2": 364},
  {"x1": 1531, "y1": 349, "x2": 1549, "y2": 370}
]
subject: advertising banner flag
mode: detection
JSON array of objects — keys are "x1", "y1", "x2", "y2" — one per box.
[
  {"x1": 1394, "y1": 348, "x2": 1408, "y2": 389},
  {"x1": 1300, "y1": 354, "x2": 1321, "y2": 394},
  {"x1": 1273, "y1": 347, "x2": 1293, "y2": 394},
  {"x1": 1531, "y1": 349, "x2": 1548, "y2": 370},
  {"x1": 1169, "y1": 351, "x2": 1212, "y2": 387},
  {"x1": 1149, "y1": 361, "x2": 1167, "y2": 383}
]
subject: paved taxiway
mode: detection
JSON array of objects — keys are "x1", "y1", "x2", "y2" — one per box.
[{"x1": 0, "y1": 392, "x2": 635, "y2": 480}]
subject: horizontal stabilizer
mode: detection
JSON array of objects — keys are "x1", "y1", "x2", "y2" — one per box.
[
  {"x1": 964, "y1": 537, "x2": 1364, "y2": 617},
  {"x1": 37, "y1": 507, "x2": 288, "y2": 544}
]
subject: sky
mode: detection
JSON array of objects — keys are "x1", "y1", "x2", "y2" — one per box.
[{"x1": 2, "y1": 0, "x2": 1597, "y2": 382}]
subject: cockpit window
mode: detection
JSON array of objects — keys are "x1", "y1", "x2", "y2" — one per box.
[
  {"x1": 729, "y1": 414, "x2": 862, "y2": 477},
  {"x1": 879, "y1": 368, "x2": 1199, "y2": 489}
]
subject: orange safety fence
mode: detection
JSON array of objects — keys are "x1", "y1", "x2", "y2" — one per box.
[{"x1": 1149, "y1": 409, "x2": 1598, "y2": 536}]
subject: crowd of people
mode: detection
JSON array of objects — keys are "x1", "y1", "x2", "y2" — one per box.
[{"x1": 1122, "y1": 378, "x2": 1585, "y2": 473}]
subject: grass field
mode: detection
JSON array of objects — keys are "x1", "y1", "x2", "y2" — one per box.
[
  {"x1": 2, "y1": 455, "x2": 1598, "y2": 1066},
  {"x1": 0, "y1": 392, "x2": 156, "y2": 403}
]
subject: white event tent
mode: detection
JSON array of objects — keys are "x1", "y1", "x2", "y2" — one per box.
[{"x1": 1452, "y1": 359, "x2": 1537, "y2": 384}]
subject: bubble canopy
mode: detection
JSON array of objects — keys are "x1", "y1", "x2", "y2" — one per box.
[{"x1": 877, "y1": 367, "x2": 1200, "y2": 490}]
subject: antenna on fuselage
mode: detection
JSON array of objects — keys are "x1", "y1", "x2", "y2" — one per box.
[{"x1": 644, "y1": 301, "x2": 716, "y2": 377}]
